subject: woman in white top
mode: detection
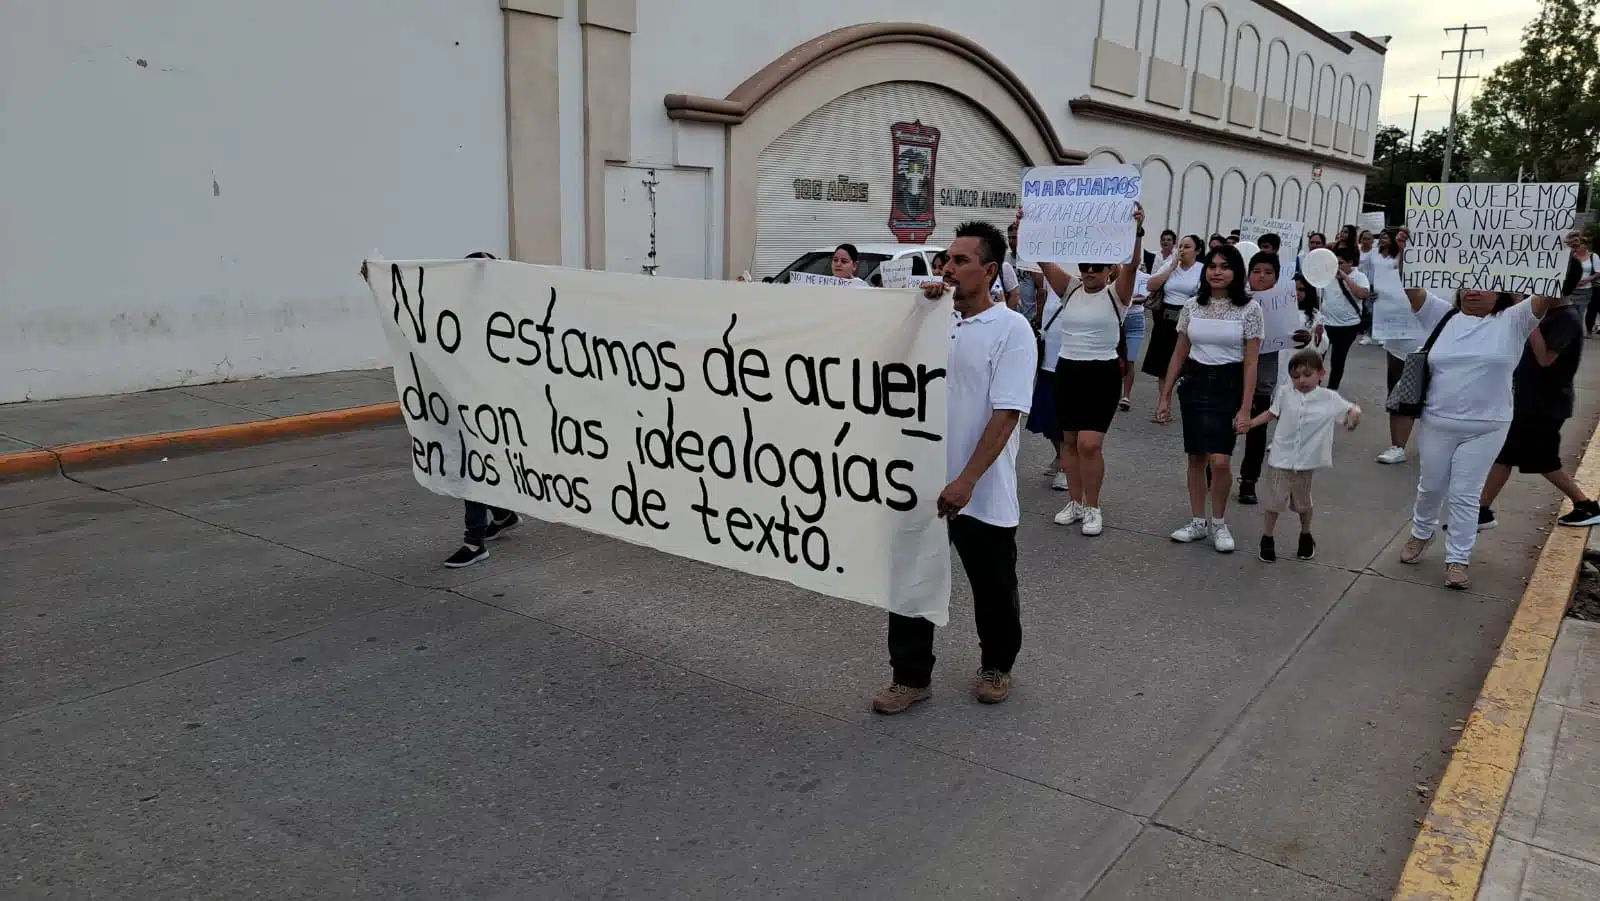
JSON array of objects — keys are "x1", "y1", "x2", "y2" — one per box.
[
  {"x1": 829, "y1": 244, "x2": 871, "y2": 287},
  {"x1": 1141, "y1": 234, "x2": 1205, "y2": 382},
  {"x1": 1566, "y1": 233, "x2": 1597, "y2": 334},
  {"x1": 1033, "y1": 205, "x2": 1146, "y2": 537},
  {"x1": 1024, "y1": 286, "x2": 1069, "y2": 490},
  {"x1": 1154, "y1": 245, "x2": 1265, "y2": 553},
  {"x1": 1370, "y1": 228, "x2": 1421, "y2": 464},
  {"x1": 1321, "y1": 245, "x2": 1371, "y2": 389},
  {"x1": 1398, "y1": 286, "x2": 1556, "y2": 589}
]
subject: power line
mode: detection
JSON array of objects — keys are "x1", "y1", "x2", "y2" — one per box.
[{"x1": 1438, "y1": 23, "x2": 1487, "y2": 182}]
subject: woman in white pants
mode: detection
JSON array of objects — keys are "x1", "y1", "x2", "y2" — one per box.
[{"x1": 1399, "y1": 286, "x2": 1556, "y2": 589}]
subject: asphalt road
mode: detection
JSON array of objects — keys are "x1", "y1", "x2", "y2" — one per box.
[{"x1": 5, "y1": 346, "x2": 1597, "y2": 900}]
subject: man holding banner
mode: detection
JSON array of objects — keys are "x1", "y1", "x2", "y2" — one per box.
[{"x1": 874, "y1": 221, "x2": 1038, "y2": 715}]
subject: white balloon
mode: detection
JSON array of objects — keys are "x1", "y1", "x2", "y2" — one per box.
[
  {"x1": 1300, "y1": 248, "x2": 1340, "y2": 288},
  {"x1": 1234, "y1": 241, "x2": 1260, "y2": 262}
]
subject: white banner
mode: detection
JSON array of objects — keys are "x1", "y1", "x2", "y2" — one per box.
[
  {"x1": 1018, "y1": 165, "x2": 1142, "y2": 265},
  {"x1": 1240, "y1": 216, "x2": 1305, "y2": 269},
  {"x1": 1404, "y1": 182, "x2": 1579, "y2": 295},
  {"x1": 366, "y1": 260, "x2": 954, "y2": 623}
]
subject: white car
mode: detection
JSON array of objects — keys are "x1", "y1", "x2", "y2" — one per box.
[{"x1": 767, "y1": 244, "x2": 945, "y2": 285}]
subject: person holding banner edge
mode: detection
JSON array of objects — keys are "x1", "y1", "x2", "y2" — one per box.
[
  {"x1": 874, "y1": 221, "x2": 1037, "y2": 715},
  {"x1": 1025, "y1": 203, "x2": 1145, "y2": 537},
  {"x1": 1155, "y1": 245, "x2": 1265, "y2": 553}
]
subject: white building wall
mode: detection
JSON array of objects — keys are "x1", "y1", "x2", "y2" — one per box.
[{"x1": 0, "y1": 0, "x2": 508, "y2": 403}]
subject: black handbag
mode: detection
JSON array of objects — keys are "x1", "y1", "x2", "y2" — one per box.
[{"x1": 1385, "y1": 310, "x2": 1458, "y2": 417}]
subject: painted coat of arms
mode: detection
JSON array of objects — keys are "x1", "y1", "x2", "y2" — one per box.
[{"x1": 888, "y1": 121, "x2": 940, "y2": 243}]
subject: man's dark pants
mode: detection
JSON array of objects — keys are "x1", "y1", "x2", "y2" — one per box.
[{"x1": 886, "y1": 515, "x2": 1021, "y2": 688}]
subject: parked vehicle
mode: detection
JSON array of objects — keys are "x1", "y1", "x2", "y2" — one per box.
[{"x1": 766, "y1": 244, "x2": 944, "y2": 285}]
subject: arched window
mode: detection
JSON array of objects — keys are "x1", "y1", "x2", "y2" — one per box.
[
  {"x1": 1279, "y1": 176, "x2": 1304, "y2": 219},
  {"x1": 1153, "y1": 0, "x2": 1190, "y2": 64},
  {"x1": 1326, "y1": 185, "x2": 1345, "y2": 235},
  {"x1": 1304, "y1": 181, "x2": 1326, "y2": 233},
  {"x1": 1232, "y1": 25, "x2": 1261, "y2": 92},
  {"x1": 1179, "y1": 162, "x2": 1215, "y2": 238},
  {"x1": 1141, "y1": 156, "x2": 1176, "y2": 235},
  {"x1": 1087, "y1": 147, "x2": 1127, "y2": 165},
  {"x1": 1098, "y1": 0, "x2": 1144, "y2": 47},
  {"x1": 1250, "y1": 172, "x2": 1277, "y2": 217},
  {"x1": 1196, "y1": 5, "x2": 1228, "y2": 79},
  {"x1": 1217, "y1": 169, "x2": 1248, "y2": 234},
  {"x1": 1265, "y1": 40, "x2": 1290, "y2": 103}
]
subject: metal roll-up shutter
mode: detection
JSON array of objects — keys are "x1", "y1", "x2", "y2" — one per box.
[{"x1": 752, "y1": 81, "x2": 1027, "y2": 278}]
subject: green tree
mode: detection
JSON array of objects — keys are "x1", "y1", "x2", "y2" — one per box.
[
  {"x1": 1369, "y1": 125, "x2": 1476, "y2": 222},
  {"x1": 1465, "y1": 0, "x2": 1600, "y2": 183}
]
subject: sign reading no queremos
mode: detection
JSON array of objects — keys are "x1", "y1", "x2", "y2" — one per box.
[
  {"x1": 1404, "y1": 182, "x2": 1579, "y2": 296},
  {"x1": 365, "y1": 260, "x2": 955, "y2": 623}
]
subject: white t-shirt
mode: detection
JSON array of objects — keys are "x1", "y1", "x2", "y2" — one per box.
[
  {"x1": 1056, "y1": 285, "x2": 1125, "y2": 362},
  {"x1": 1038, "y1": 290, "x2": 1065, "y2": 373},
  {"x1": 1156, "y1": 260, "x2": 1204, "y2": 307},
  {"x1": 1321, "y1": 269, "x2": 1369, "y2": 327},
  {"x1": 947, "y1": 304, "x2": 1037, "y2": 527},
  {"x1": 1178, "y1": 299, "x2": 1266, "y2": 365},
  {"x1": 1278, "y1": 309, "x2": 1329, "y2": 386},
  {"x1": 1418, "y1": 293, "x2": 1542, "y2": 423},
  {"x1": 1268, "y1": 385, "x2": 1357, "y2": 471}
]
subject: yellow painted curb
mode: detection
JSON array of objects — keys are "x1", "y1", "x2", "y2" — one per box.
[
  {"x1": 0, "y1": 402, "x2": 401, "y2": 477},
  {"x1": 1392, "y1": 416, "x2": 1600, "y2": 901}
]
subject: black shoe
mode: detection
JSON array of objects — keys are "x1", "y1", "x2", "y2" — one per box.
[
  {"x1": 1296, "y1": 533, "x2": 1316, "y2": 560},
  {"x1": 484, "y1": 512, "x2": 521, "y2": 540},
  {"x1": 1559, "y1": 501, "x2": 1600, "y2": 527},
  {"x1": 443, "y1": 544, "x2": 489, "y2": 569},
  {"x1": 1478, "y1": 506, "x2": 1498, "y2": 532},
  {"x1": 1259, "y1": 536, "x2": 1277, "y2": 562},
  {"x1": 1238, "y1": 480, "x2": 1258, "y2": 505}
]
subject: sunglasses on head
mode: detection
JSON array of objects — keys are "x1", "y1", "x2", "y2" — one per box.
[{"x1": 1079, "y1": 263, "x2": 1110, "y2": 274}]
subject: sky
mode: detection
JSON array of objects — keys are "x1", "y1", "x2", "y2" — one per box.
[{"x1": 1282, "y1": 0, "x2": 1543, "y2": 136}]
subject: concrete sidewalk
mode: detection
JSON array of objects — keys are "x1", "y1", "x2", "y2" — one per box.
[
  {"x1": 1477, "y1": 613, "x2": 1600, "y2": 900},
  {"x1": 3, "y1": 349, "x2": 1599, "y2": 900},
  {"x1": 0, "y1": 370, "x2": 396, "y2": 452}
]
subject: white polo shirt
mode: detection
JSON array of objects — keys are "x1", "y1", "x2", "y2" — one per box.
[{"x1": 948, "y1": 303, "x2": 1037, "y2": 528}]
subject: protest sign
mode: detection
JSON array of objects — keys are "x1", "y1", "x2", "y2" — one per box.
[
  {"x1": 1018, "y1": 165, "x2": 1141, "y2": 266},
  {"x1": 1358, "y1": 211, "x2": 1386, "y2": 237},
  {"x1": 1371, "y1": 292, "x2": 1422, "y2": 342},
  {"x1": 789, "y1": 272, "x2": 857, "y2": 287},
  {"x1": 1256, "y1": 278, "x2": 1302, "y2": 354},
  {"x1": 1240, "y1": 216, "x2": 1305, "y2": 276},
  {"x1": 1404, "y1": 182, "x2": 1579, "y2": 295},
  {"x1": 365, "y1": 260, "x2": 954, "y2": 623},
  {"x1": 877, "y1": 258, "x2": 915, "y2": 289}
]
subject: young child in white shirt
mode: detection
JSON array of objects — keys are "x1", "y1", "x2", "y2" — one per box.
[{"x1": 1240, "y1": 348, "x2": 1362, "y2": 562}]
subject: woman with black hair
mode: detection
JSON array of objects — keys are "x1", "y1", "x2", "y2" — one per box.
[
  {"x1": 1142, "y1": 234, "x2": 1205, "y2": 383},
  {"x1": 830, "y1": 244, "x2": 870, "y2": 287},
  {"x1": 1334, "y1": 224, "x2": 1359, "y2": 251},
  {"x1": 1320, "y1": 245, "x2": 1370, "y2": 389},
  {"x1": 1155, "y1": 245, "x2": 1264, "y2": 553},
  {"x1": 1398, "y1": 287, "x2": 1557, "y2": 589},
  {"x1": 1372, "y1": 228, "x2": 1419, "y2": 464}
]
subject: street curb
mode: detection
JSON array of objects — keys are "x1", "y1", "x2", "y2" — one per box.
[
  {"x1": 0, "y1": 402, "x2": 402, "y2": 478},
  {"x1": 1392, "y1": 417, "x2": 1600, "y2": 901}
]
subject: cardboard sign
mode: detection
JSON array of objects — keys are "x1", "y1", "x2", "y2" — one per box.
[
  {"x1": 365, "y1": 260, "x2": 955, "y2": 623},
  {"x1": 1240, "y1": 216, "x2": 1305, "y2": 273},
  {"x1": 1018, "y1": 165, "x2": 1142, "y2": 266},
  {"x1": 789, "y1": 272, "x2": 856, "y2": 287},
  {"x1": 1404, "y1": 182, "x2": 1579, "y2": 295},
  {"x1": 876, "y1": 258, "x2": 915, "y2": 289}
]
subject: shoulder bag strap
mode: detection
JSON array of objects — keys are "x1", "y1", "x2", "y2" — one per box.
[
  {"x1": 1420, "y1": 309, "x2": 1458, "y2": 356},
  {"x1": 1043, "y1": 284, "x2": 1077, "y2": 332}
]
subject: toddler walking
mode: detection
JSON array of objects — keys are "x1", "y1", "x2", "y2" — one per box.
[{"x1": 1240, "y1": 349, "x2": 1361, "y2": 562}]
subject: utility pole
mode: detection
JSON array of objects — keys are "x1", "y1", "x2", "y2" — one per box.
[
  {"x1": 1438, "y1": 24, "x2": 1487, "y2": 183},
  {"x1": 1408, "y1": 94, "x2": 1427, "y2": 150}
]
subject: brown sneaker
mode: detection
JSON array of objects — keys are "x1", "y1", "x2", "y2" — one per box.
[
  {"x1": 1400, "y1": 535, "x2": 1432, "y2": 565},
  {"x1": 1445, "y1": 564, "x2": 1471, "y2": 590},
  {"x1": 871, "y1": 683, "x2": 931, "y2": 715},
  {"x1": 974, "y1": 669, "x2": 1013, "y2": 704}
]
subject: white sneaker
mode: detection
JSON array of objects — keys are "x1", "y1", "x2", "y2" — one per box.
[
  {"x1": 1170, "y1": 520, "x2": 1210, "y2": 543},
  {"x1": 1212, "y1": 523, "x2": 1236, "y2": 553},
  {"x1": 1051, "y1": 471, "x2": 1070, "y2": 491},
  {"x1": 1376, "y1": 446, "x2": 1408, "y2": 465},
  {"x1": 1053, "y1": 501, "x2": 1083, "y2": 526},
  {"x1": 1357, "y1": 334, "x2": 1372, "y2": 346},
  {"x1": 1044, "y1": 462, "x2": 1061, "y2": 476},
  {"x1": 1081, "y1": 507, "x2": 1104, "y2": 536}
]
